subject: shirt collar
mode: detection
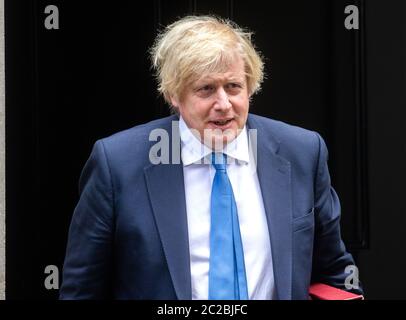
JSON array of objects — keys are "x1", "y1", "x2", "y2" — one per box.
[{"x1": 179, "y1": 116, "x2": 250, "y2": 166}]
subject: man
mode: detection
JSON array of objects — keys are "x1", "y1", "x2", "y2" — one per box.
[{"x1": 60, "y1": 15, "x2": 362, "y2": 299}]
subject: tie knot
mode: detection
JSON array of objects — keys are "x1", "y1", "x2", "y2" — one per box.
[{"x1": 211, "y1": 153, "x2": 227, "y2": 171}]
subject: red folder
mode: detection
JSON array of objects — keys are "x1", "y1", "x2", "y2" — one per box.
[{"x1": 309, "y1": 283, "x2": 364, "y2": 300}]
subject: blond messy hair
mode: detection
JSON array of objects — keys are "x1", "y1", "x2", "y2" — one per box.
[{"x1": 150, "y1": 15, "x2": 264, "y2": 106}]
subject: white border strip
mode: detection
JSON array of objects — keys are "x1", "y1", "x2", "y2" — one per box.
[{"x1": 0, "y1": 0, "x2": 5, "y2": 301}]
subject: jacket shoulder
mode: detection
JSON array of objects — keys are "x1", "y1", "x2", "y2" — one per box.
[
  {"x1": 102, "y1": 115, "x2": 177, "y2": 147},
  {"x1": 248, "y1": 113, "x2": 321, "y2": 150},
  {"x1": 95, "y1": 115, "x2": 178, "y2": 167}
]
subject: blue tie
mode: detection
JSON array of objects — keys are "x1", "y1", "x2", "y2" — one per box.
[{"x1": 209, "y1": 153, "x2": 249, "y2": 300}]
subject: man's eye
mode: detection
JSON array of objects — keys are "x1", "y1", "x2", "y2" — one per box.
[
  {"x1": 199, "y1": 85, "x2": 213, "y2": 92},
  {"x1": 227, "y1": 83, "x2": 241, "y2": 89}
]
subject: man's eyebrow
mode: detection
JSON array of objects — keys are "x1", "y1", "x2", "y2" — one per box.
[
  {"x1": 227, "y1": 77, "x2": 245, "y2": 82},
  {"x1": 196, "y1": 75, "x2": 245, "y2": 84}
]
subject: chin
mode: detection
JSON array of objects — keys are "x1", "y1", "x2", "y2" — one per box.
[{"x1": 210, "y1": 132, "x2": 237, "y2": 150}]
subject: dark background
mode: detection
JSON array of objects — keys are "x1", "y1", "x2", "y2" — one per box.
[{"x1": 5, "y1": 0, "x2": 406, "y2": 299}]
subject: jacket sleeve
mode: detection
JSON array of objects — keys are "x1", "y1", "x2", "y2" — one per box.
[
  {"x1": 310, "y1": 133, "x2": 363, "y2": 295},
  {"x1": 59, "y1": 140, "x2": 114, "y2": 299}
]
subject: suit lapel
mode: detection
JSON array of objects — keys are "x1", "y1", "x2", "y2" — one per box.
[
  {"x1": 248, "y1": 115, "x2": 293, "y2": 300},
  {"x1": 144, "y1": 120, "x2": 192, "y2": 300}
]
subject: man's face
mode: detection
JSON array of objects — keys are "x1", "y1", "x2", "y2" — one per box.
[{"x1": 171, "y1": 57, "x2": 250, "y2": 149}]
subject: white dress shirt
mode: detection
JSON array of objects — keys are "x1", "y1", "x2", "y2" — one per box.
[{"x1": 179, "y1": 116, "x2": 276, "y2": 300}]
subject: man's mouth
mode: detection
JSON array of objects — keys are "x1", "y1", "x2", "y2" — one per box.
[{"x1": 210, "y1": 119, "x2": 233, "y2": 126}]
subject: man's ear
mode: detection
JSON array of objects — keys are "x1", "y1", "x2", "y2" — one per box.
[{"x1": 170, "y1": 96, "x2": 179, "y2": 108}]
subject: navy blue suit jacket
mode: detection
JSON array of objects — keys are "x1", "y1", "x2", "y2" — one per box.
[{"x1": 60, "y1": 114, "x2": 360, "y2": 299}]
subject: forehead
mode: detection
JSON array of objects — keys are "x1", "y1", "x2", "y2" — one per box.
[{"x1": 194, "y1": 57, "x2": 246, "y2": 84}]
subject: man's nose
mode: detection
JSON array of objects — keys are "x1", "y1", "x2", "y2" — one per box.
[{"x1": 213, "y1": 87, "x2": 232, "y2": 111}]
